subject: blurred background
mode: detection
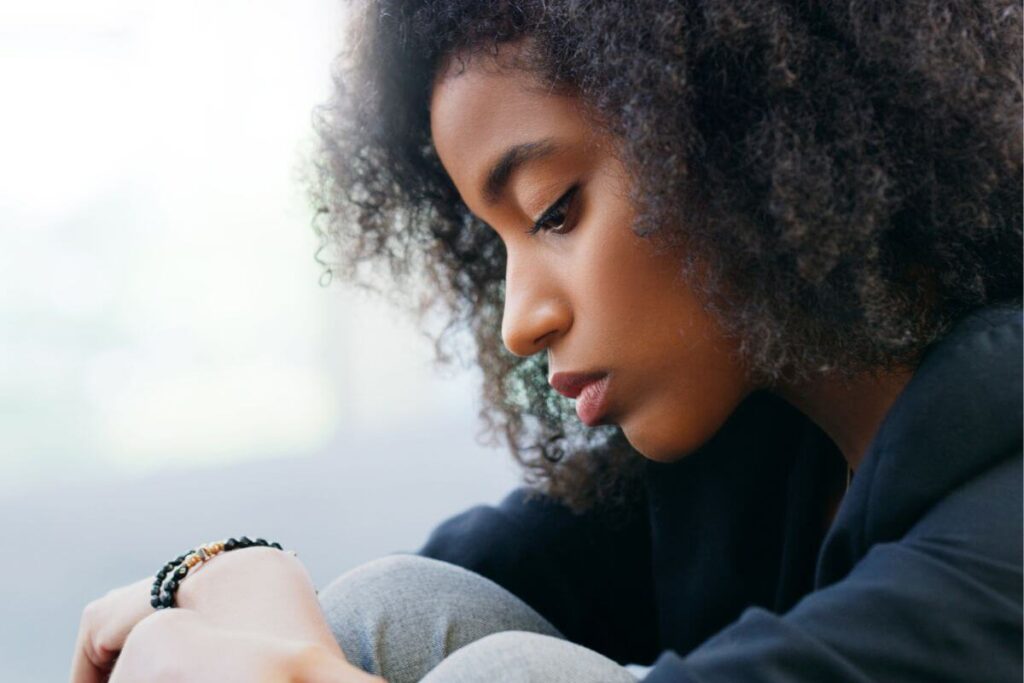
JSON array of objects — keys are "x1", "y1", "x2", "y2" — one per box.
[{"x1": 0, "y1": 2, "x2": 520, "y2": 680}]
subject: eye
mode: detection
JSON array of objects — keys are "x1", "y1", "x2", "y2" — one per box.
[{"x1": 526, "y1": 184, "x2": 580, "y2": 236}]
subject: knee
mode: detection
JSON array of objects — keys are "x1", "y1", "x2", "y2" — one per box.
[
  {"x1": 319, "y1": 554, "x2": 435, "y2": 628},
  {"x1": 421, "y1": 632, "x2": 637, "y2": 683},
  {"x1": 421, "y1": 632, "x2": 539, "y2": 683},
  {"x1": 318, "y1": 554, "x2": 563, "y2": 682},
  {"x1": 320, "y1": 555, "x2": 447, "y2": 677},
  {"x1": 319, "y1": 554, "x2": 559, "y2": 643},
  {"x1": 320, "y1": 554, "x2": 456, "y2": 656}
]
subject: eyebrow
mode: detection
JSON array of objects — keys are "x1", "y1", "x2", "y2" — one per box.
[{"x1": 482, "y1": 138, "x2": 559, "y2": 205}]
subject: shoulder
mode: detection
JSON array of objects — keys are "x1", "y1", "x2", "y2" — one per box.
[
  {"x1": 907, "y1": 449, "x2": 1021, "y2": 581},
  {"x1": 818, "y1": 303, "x2": 1022, "y2": 584}
]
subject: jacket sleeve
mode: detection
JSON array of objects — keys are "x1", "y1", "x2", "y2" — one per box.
[
  {"x1": 642, "y1": 452, "x2": 1023, "y2": 682},
  {"x1": 418, "y1": 485, "x2": 661, "y2": 665}
]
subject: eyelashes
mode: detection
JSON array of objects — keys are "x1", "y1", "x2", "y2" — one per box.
[{"x1": 526, "y1": 184, "x2": 580, "y2": 236}]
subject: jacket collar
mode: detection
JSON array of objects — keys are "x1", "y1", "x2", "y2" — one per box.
[{"x1": 816, "y1": 304, "x2": 1023, "y2": 587}]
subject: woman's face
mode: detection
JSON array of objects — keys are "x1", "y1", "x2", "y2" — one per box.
[{"x1": 430, "y1": 52, "x2": 755, "y2": 461}]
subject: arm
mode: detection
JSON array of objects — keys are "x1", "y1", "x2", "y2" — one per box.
[
  {"x1": 643, "y1": 452, "x2": 1023, "y2": 682},
  {"x1": 419, "y1": 485, "x2": 660, "y2": 665}
]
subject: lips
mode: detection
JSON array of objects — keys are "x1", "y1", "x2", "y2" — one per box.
[
  {"x1": 548, "y1": 371, "x2": 612, "y2": 426},
  {"x1": 549, "y1": 371, "x2": 607, "y2": 399}
]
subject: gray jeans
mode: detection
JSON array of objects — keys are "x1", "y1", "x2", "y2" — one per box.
[{"x1": 318, "y1": 555, "x2": 641, "y2": 683}]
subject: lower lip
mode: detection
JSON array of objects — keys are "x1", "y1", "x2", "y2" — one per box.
[{"x1": 575, "y1": 375, "x2": 611, "y2": 426}]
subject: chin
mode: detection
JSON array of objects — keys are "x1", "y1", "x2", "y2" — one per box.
[
  {"x1": 619, "y1": 415, "x2": 705, "y2": 463},
  {"x1": 618, "y1": 419, "x2": 700, "y2": 462}
]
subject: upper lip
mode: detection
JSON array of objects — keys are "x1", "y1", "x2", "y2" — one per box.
[{"x1": 548, "y1": 371, "x2": 608, "y2": 399}]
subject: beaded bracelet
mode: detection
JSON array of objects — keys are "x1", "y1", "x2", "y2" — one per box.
[{"x1": 150, "y1": 537, "x2": 284, "y2": 609}]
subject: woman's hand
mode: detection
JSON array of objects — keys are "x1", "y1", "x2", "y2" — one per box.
[
  {"x1": 71, "y1": 576, "x2": 155, "y2": 683},
  {"x1": 108, "y1": 608, "x2": 384, "y2": 683},
  {"x1": 173, "y1": 546, "x2": 341, "y2": 648},
  {"x1": 71, "y1": 547, "x2": 346, "y2": 682}
]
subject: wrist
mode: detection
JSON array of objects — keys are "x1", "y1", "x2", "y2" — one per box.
[
  {"x1": 168, "y1": 547, "x2": 339, "y2": 652},
  {"x1": 174, "y1": 546, "x2": 303, "y2": 610},
  {"x1": 153, "y1": 538, "x2": 287, "y2": 610}
]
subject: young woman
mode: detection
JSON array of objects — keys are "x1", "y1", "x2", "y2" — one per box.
[{"x1": 72, "y1": 1, "x2": 1022, "y2": 681}]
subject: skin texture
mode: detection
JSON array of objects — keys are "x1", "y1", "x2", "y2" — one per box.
[
  {"x1": 431, "y1": 59, "x2": 754, "y2": 462},
  {"x1": 430, "y1": 48, "x2": 913, "y2": 471}
]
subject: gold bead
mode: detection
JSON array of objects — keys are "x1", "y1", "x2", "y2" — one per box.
[{"x1": 185, "y1": 555, "x2": 201, "y2": 568}]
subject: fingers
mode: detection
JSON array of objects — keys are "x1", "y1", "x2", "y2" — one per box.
[
  {"x1": 108, "y1": 609, "x2": 293, "y2": 683},
  {"x1": 70, "y1": 601, "x2": 113, "y2": 683},
  {"x1": 107, "y1": 609, "x2": 196, "y2": 683},
  {"x1": 70, "y1": 578, "x2": 155, "y2": 683},
  {"x1": 69, "y1": 649, "x2": 105, "y2": 683}
]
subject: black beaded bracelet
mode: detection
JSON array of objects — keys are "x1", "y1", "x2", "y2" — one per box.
[{"x1": 150, "y1": 537, "x2": 284, "y2": 610}]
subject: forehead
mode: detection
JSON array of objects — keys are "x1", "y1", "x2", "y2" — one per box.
[{"x1": 429, "y1": 54, "x2": 591, "y2": 201}]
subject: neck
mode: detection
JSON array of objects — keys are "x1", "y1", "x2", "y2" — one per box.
[{"x1": 769, "y1": 365, "x2": 916, "y2": 471}]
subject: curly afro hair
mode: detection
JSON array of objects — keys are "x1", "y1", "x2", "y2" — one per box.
[{"x1": 311, "y1": 0, "x2": 1023, "y2": 511}]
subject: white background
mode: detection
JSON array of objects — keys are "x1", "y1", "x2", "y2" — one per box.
[{"x1": 0, "y1": 2, "x2": 520, "y2": 680}]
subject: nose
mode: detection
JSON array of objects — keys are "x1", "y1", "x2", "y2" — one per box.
[{"x1": 500, "y1": 251, "x2": 572, "y2": 357}]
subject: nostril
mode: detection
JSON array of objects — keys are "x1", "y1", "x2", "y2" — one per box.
[{"x1": 533, "y1": 330, "x2": 557, "y2": 348}]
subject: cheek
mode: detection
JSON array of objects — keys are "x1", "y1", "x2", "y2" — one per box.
[
  {"x1": 564, "y1": 223, "x2": 643, "y2": 340},
  {"x1": 605, "y1": 251, "x2": 751, "y2": 460},
  {"x1": 562, "y1": 174, "x2": 752, "y2": 460},
  {"x1": 569, "y1": 212, "x2": 669, "y2": 323}
]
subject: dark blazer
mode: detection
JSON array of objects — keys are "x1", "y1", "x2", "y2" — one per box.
[{"x1": 421, "y1": 304, "x2": 1023, "y2": 681}]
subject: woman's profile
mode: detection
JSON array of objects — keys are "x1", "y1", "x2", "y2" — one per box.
[{"x1": 72, "y1": 1, "x2": 1022, "y2": 681}]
